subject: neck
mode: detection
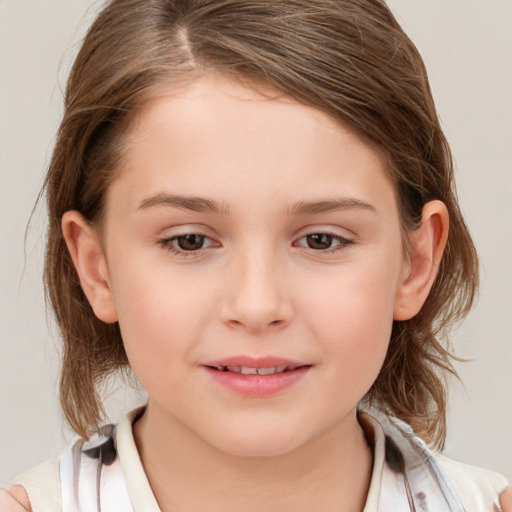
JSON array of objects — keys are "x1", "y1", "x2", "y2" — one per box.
[
  {"x1": 133, "y1": 403, "x2": 373, "y2": 512},
  {"x1": 134, "y1": 406, "x2": 372, "y2": 512}
]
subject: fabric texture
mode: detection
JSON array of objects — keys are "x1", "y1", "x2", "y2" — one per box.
[
  {"x1": 10, "y1": 458, "x2": 60, "y2": 512},
  {"x1": 11, "y1": 407, "x2": 509, "y2": 512}
]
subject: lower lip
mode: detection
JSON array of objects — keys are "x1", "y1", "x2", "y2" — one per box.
[{"x1": 203, "y1": 366, "x2": 311, "y2": 397}]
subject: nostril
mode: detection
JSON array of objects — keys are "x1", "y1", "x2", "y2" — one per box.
[{"x1": 219, "y1": 293, "x2": 293, "y2": 332}]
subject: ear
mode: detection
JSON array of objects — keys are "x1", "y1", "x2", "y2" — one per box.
[
  {"x1": 62, "y1": 211, "x2": 118, "y2": 323},
  {"x1": 393, "y1": 200, "x2": 449, "y2": 321}
]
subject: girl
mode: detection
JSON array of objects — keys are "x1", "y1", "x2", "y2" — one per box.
[{"x1": 2, "y1": 0, "x2": 510, "y2": 510}]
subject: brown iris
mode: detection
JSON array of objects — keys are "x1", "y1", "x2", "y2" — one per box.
[
  {"x1": 175, "y1": 234, "x2": 206, "y2": 251},
  {"x1": 305, "y1": 234, "x2": 335, "y2": 250}
]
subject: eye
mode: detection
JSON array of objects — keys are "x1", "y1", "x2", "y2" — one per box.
[
  {"x1": 174, "y1": 234, "x2": 207, "y2": 251},
  {"x1": 295, "y1": 232, "x2": 353, "y2": 252},
  {"x1": 158, "y1": 233, "x2": 216, "y2": 254}
]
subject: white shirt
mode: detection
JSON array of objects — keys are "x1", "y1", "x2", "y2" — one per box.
[{"x1": 12, "y1": 408, "x2": 509, "y2": 512}]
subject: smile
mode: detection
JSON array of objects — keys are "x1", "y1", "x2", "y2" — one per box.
[
  {"x1": 213, "y1": 365, "x2": 301, "y2": 375},
  {"x1": 203, "y1": 357, "x2": 312, "y2": 397}
]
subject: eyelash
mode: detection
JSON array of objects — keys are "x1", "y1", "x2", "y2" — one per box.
[
  {"x1": 157, "y1": 232, "x2": 354, "y2": 257},
  {"x1": 295, "y1": 232, "x2": 354, "y2": 254},
  {"x1": 158, "y1": 233, "x2": 213, "y2": 257}
]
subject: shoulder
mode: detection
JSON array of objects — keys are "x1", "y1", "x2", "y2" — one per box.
[
  {"x1": 435, "y1": 453, "x2": 509, "y2": 512},
  {"x1": 364, "y1": 410, "x2": 509, "y2": 512},
  {"x1": 10, "y1": 458, "x2": 61, "y2": 512},
  {"x1": 0, "y1": 486, "x2": 31, "y2": 511}
]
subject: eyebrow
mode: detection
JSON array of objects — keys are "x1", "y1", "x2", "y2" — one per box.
[
  {"x1": 138, "y1": 193, "x2": 230, "y2": 215},
  {"x1": 290, "y1": 198, "x2": 376, "y2": 215},
  {"x1": 137, "y1": 193, "x2": 375, "y2": 216}
]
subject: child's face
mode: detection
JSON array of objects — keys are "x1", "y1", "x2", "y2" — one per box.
[{"x1": 96, "y1": 74, "x2": 411, "y2": 456}]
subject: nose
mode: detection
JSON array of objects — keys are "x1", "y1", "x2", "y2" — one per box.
[{"x1": 219, "y1": 249, "x2": 293, "y2": 333}]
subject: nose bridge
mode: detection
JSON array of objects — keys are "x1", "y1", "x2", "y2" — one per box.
[{"x1": 220, "y1": 240, "x2": 292, "y2": 332}]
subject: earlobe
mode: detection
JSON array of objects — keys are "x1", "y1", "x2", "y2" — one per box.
[
  {"x1": 393, "y1": 200, "x2": 449, "y2": 321},
  {"x1": 62, "y1": 211, "x2": 118, "y2": 323}
]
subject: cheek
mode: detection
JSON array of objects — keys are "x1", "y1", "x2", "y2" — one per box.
[
  {"x1": 305, "y1": 256, "x2": 400, "y2": 335},
  {"x1": 301, "y1": 256, "x2": 402, "y2": 393},
  {"x1": 106, "y1": 257, "x2": 212, "y2": 379}
]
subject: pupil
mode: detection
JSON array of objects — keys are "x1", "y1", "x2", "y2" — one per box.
[
  {"x1": 178, "y1": 234, "x2": 205, "y2": 251},
  {"x1": 307, "y1": 234, "x2": 333, "y2": 249}
]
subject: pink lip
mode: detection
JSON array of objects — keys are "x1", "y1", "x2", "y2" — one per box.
[
  {"x1": 204, "y1": 355, "x2": 306, "y2": 368},
  {"x1": 202, "y1": 356, "x2": 312, "y2": 397}
]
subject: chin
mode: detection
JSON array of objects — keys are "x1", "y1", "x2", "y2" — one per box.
[{"x1": 205, "y1": 423, "x2": 307, "y2": 459}]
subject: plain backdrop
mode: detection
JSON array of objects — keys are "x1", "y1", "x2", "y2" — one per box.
[{"x1": 1, "y1": 0, "x2": 511, "y2": 484}]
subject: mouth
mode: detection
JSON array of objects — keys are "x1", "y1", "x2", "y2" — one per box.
[
  {"x1": 208, "y1": 364, "x2": 307, "y2": 375},
  {"x1": 202, "y1": 357, "x2": 312, "y2": 396}
]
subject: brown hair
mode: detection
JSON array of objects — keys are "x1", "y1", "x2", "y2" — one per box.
[{"x1": 44, "y1": 0, "x2": 478, "y2": 447}]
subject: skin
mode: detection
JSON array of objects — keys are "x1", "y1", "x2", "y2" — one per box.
[
  {"x1": 0, "y1": 488, "x2": 31, "y2": 511},
  {"x1": 7, "y1": 74, "x2": 509, "y2": 511},
  {"x1": 64, "y1": 74, "x2": 447, "y2": 511}
]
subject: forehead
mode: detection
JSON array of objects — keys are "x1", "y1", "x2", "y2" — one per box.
[{"x1": 109, "y1": 73, "x2": 397, "y2": 219}]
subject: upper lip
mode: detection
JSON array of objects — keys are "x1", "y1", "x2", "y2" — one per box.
[{"x1": 203, "y1": 356, "x2": 310, "y2": 369}]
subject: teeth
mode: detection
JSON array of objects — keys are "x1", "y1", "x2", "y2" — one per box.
[
  {"x1": 257, "y1": 367, "x2": 277, "y2": 375},
  {"x1": 217, "y1": 366, "x2": 293, "y2": 375},
  {"x1": 240, "y1": 367, "x2": 258, "y2": 375}
]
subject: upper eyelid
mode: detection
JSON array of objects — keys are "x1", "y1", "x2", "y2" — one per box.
[
  {"x1": 294, "y1": 233, "x2": 353, "y2": 247},
  {"x1": 157, "y1": 226, "x2": 215, "y2": 242},
  {"x1": 294, "y1": 228, "x2": 355, "y2": 241},
  {"x1": 156, "y1": 227, "x2": 355, "y2": 246},
  {"x1": 160, "y1": 233, "x2": 214, "y2": 246},
  {"x1": 157, "y1": 228, "x2": 354, "y2": 240},
  {"x1": 296, "y1": 228, "x2": 352, "y2": 237},
  {"x1": 158, "y1": 223, "x2": 213, "y2": 235},
  {"x1": 293, "y1": 220, "x2": 357, "y2": 235}
]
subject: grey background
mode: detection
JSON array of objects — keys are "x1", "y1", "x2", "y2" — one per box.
[{"x1": 1, "y1": 0, "x2": 511, "y2": 484}]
